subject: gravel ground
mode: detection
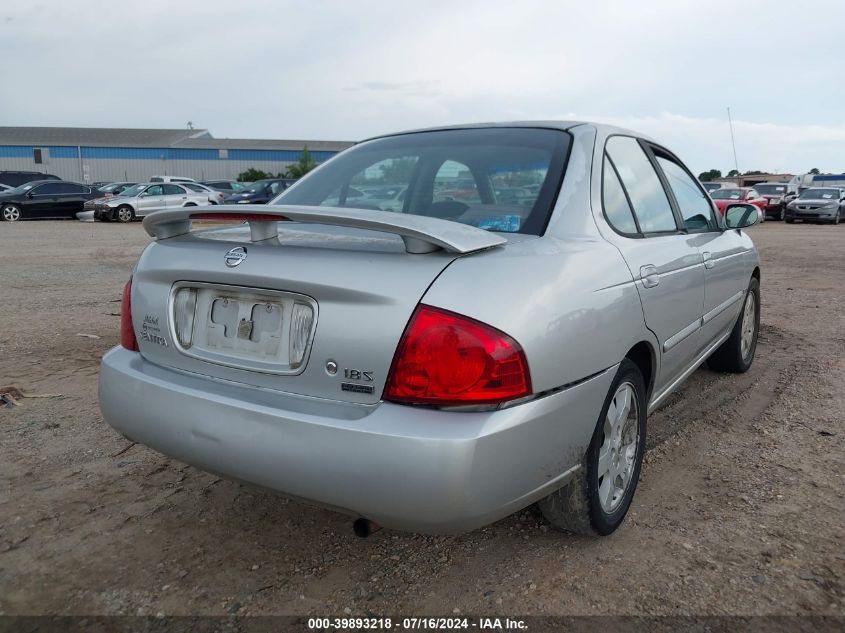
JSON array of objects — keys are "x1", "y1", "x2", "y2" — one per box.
[{"x1": 0, "y1": 219, "x2": 843, "y2": 618}]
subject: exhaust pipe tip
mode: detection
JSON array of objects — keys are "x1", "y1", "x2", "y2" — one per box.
[{"x1": 353, "y1": 518, "x2": 381, "y2": 538}]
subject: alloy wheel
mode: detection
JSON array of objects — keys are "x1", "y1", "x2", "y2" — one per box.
[
  {"x1": 2, "y1": 205, "x2": 20, "y2": 221},
  {"x1": 597, "y1": 382, "x2": 640, "y2": 514},
  {"x1": 740, "y1": 291, "x2": 757, "y2": 360},
  {"x1": 117, "y1": 207, "x2": 133, "y2": 222}
]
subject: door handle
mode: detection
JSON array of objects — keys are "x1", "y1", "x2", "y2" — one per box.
[
  {"x1": 702, "y1": 252, "x2": 715, "y2": 269},
  {"x1": 640, "y1": 265, "x2": 660, "y2": 288}
]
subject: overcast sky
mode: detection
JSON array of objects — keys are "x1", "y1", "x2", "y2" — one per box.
[{"x1": 2, "y1": 0, "x2": 844, "y2": 175}]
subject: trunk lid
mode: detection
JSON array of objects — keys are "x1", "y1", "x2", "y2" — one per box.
[{"x1": 131, "y1": 222, "x2": 473, "y2": 404}]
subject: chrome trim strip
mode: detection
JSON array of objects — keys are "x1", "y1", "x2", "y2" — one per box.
[
  {"x1": 649, "y1": 329, "x2": 732, "y2": 413},
  {"x1": 663, "y1": 318, "x2": 701, "y2": 352},
  {"x1": 702, "y1": 290, "x2": 744, "y2": 325}
]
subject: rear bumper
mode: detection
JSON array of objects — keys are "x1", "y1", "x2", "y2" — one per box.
[{"x1": 99, "y1": 348, "x2": 614, "y2": 533}]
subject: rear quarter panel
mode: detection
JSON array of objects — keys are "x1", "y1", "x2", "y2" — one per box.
[{"x1": 421, "y1": 236, "x2": 645, "y2": 394}]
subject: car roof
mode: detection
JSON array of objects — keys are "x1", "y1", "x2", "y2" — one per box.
[{"x1": 361, "y1": 120, "x2": 656, "y2": 144}]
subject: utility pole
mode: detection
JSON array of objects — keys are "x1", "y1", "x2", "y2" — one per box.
[{"x1": 727, "y1": 106, "x2": 740, "y2": 183}]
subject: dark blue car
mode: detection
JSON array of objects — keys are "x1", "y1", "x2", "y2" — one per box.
[{"x1": 223, "y1": 179, "x2": 294, "y2": 204}]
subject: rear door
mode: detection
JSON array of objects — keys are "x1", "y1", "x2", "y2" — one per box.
[
  {"x1": 57, "y1": 183, "x2": 90, "y2": 216},
  {"x1": 163, "y1": 184, "x2": 190, "y2": 207},
  {"x1": 602, "y1": 136, "x2": 706, "y2": 393},
  {"x1": 651, "y1": 151, "x2": 749, "y2": 348},
  {"x1": 136, "y1": 184, "x2": 166, "y2": 216}
]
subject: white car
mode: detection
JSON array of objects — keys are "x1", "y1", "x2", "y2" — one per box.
[{"x1": 149, "y1": 175, "x2": 197, "y2": 183}]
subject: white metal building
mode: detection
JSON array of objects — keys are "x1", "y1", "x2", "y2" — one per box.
[{"x1": 0, "y1": 127, "x2": 354, "y2": 183}]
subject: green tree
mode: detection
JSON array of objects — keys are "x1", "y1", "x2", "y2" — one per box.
[
  {"x1": 237, "y1": 167, "x2": 272, "y2": 182},
  {"x1": 286, "y1": 146, "x2": 317, "y2": 179},
  {"x1": 727, "y1": 169, "x2": 740, "y2": 177},
  {"x1": 809, "y1": 167, "x2": 820, "y2": 175},
  {"x1": 742, "y1": 170, "x2": 765, "y2": 175},
  {"x1": 698, "y1": 169, "x2": 722, "y2": 182}
]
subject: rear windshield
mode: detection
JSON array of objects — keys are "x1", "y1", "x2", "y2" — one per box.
[{"x1": 273, "y1": 128, "x2": 571, "y2": 235}]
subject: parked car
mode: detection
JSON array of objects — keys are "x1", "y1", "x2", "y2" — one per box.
[
  {"x1": 0, "y1": 180, "x2": 98, "y2": 221},
  {"x1": 785, "y1": 187, "x2": 845, "y2": 224},
  {"x1": 201, "y1": 180, "x2": 253, "y2": 195},
  {"x1": 182, "y1": 181, "x2": 226, "y2": 205},
  {"x1": 90, "y1": 182, "x2": 212, "y2": 222},
  {"x1": 99, "y1": 122, "x2": 761, "y2": 537},
  {"x1": 222, "y1": 178, "x2": 290, "y2": 204},
  {"x1": 361, "y1": 185, "x2": 407, "y2": 212},
  {"x1": 96, "y1": 182, "x2": 138, "y2": 199},
  {"x1": 710, "y1": 187, "x2": 767, "y2": 219},
  {"x1": 149, "y1": 175, "x2": 196, "y2": 183},
  {"x1": 753, "y1": 183, "x2": 790, "y2": 220},
  {"x1": 0, "y1": 171, "x2": 61, "y2": 188}
]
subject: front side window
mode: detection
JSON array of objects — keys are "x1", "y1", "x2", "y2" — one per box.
[
  {"x1": 656, "y1": 156, "x2": 714, "y2": 231},
  {"x1": 31, "y1": 183, "x2": 63, "y2": 195},
  {"x1": 144, "y1": 185, "x2": 164, "y2": 196},
  {"x1": 605, "y1": 136, "x2": 677, "y2": 233},
  {"x1": 275, "y1": 128, "x2": 570, "y2": 235}
]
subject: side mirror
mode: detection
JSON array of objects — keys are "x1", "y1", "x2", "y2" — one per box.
[{"x1": 725, "y1": 203, "x2": 761, "y2": 229}]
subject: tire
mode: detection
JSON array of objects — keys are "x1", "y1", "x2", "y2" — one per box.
[
  {"x1": 1, "y1": 204, "x2": 22, "y2": 221},
  {"x1": 834, "y1": 211, "x2": 840, "y2": 226},
  {"x1": 538, "y1": 358, "x2": 647, "y2": 536},
  {"x1": 706, "y1": 277, "x2": 760, "y2": 373},
  {"x1": 777, "y1": 207, "x2": 785, "y2": 221},
  {"x1": 115, "y1": 205, "x2": 135, "y2": 223}
]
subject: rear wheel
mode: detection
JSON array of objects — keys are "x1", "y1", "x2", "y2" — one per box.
[
  {"x1": 1, "y1": 204, "x2": 21, "y2": 221},
  {"x1": 777, "y1": 207, "x2": 785, "y2": 221},
  {"x1": 538, "y1": 359, "x2": 646, "y2": 536},
  {"x1": 706, "y1": 277, "x2": 760, "y2": 373},
  {"x1": 115, "y1": 205, "x2": 135, "y2": 223}
]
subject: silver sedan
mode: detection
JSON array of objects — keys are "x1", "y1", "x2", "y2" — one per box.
[
  {"x1": 99, "y1": 122, "x2": 761, "y2": 535},
  {"x1": 90, "y1": 182, "x2": 214, "y2": 222}
]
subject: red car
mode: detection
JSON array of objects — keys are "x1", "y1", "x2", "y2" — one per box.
[{"x1": 710, "y1": 187, "x2": 767, "y2": 217}]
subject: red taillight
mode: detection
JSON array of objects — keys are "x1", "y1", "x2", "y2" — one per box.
[
  {"x1": 189, "y1": 213, "x2": 290, "y2": 222},
  {"x1": 384, "y1": 305, "x2": 531, "y2": 406},
  {"x1": 121, "y1": 277, "x2": 139, "y2": 352}
]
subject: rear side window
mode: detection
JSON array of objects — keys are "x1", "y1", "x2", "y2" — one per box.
[
  {"x1": 163, "y1": 184, "x2": 186, "y2": 195},
  {"x1": 602, "y1": 155, "x2": 638, "y2": 234},
  {"x1": 606, "y1": 136, "x2": 677, "y2": 233},
  {"x1": 655, "y1": 156, "x2": 715, "y2": 231}
]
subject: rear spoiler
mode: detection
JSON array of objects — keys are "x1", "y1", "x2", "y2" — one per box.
[{"x1": 141, "y1": 204, "x2": 507, "y2": 254}]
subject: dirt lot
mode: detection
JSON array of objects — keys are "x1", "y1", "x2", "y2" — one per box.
[{"x1": 1, "y1": 220, "x2": 843, "y2": 619}]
